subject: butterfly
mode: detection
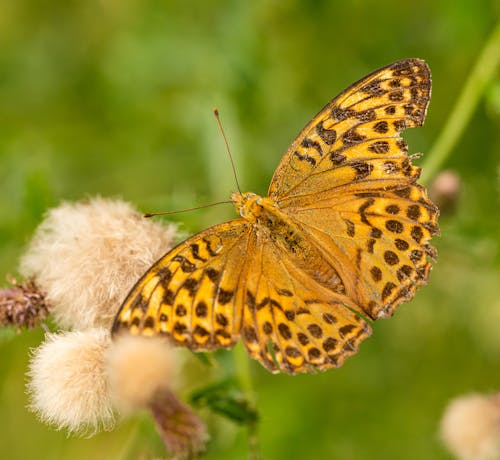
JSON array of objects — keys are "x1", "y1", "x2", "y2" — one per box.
[{"x1": 112, "y1": 58, "x2": 439, "y2": 374}]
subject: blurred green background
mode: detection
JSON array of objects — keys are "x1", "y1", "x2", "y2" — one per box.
[{"x1": 1, "y1": 1, "x2": 499, "y2": 459}]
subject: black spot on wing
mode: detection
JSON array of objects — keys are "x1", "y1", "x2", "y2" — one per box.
[
  {"x1": 344, "y1": 219, "x2": 355, "y2": 237},
  {"x1": 276, "y1": 288, "x2": 293, "y2": 297},
  {"x1": 202, "y1": 238, "x2": 218, "y2": 257},
  {"x1": 172, "y1": 255, "x2": 196, "y2": 273},
  {"x1": 315, "y1": 121, "x2": 337, "y2": 145},
  {"x1": 294, "y1": 150, "x2": 316, "y2": 166},
  {"x1": 205, "y1": 267, "x2": 220, "y2": 282},
  {"x1": 368, "y1": 141, "x2": 390, "y2": 154},
  {"x1": 360, "y1": 79, "x2": 385, "y2": 96},
  {"x1": 156, "y1": 267, "x2": 173, "y2": 282},
  {"x1": 218, "y1": 289, "x2": 234, "y2": 305},
  {"x1": 190, "y1": 243, "x2": 207, "y2": 262},
  {"x1": 351, "y1": 161, "x2": 373, "y2": 180},
  {"x1": 301, "y1": 137, "x2": 323, "y2": 156},
  {"x1": 359, "y1": 198, "x2": 375, "y2": 225},
  {"x1": 182, "y1": 278, "x2": 199, "y2": 296}
]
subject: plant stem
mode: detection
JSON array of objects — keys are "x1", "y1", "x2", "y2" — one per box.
[
  {"x1": 421, "y1": 18, "x2": 500, "y2": 185},
  {"x1": 234, "y1": 343, "x2": 261, "y2": 460},
  {"x1": 115, "y1": 420, "x2": 139, "y2": 460},
  {"x1": 234, "y1": 343, "x2": 253, "y2": 395}
]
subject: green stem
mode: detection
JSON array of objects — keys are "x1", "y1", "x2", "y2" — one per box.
[
  {"x1": 234, "y1": 343, "x2": 261, "y2": 460},
  {"x1": 247, "y1": 419, "x2": 261, "y2": 460},
  {"x1": 421, "y1": 18, "x2": 500, "y2": 185},
  {"x1": 234, "y1": 343, "x2": 253, "y2": 395},
  {"x1": 115, "y1": 420, "x2": 140, "y2": 460}
]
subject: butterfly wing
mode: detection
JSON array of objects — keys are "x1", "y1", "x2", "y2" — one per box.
[
  {"x1": 112, "y1": 220, "x2": 251, "y2": 350},
  {"x1": 112, "y1": 216, "x2": 371, "y2": 375},
  {"x1": 113, "y1": 58, "x2": 436, "y2": 374},
  {"x1": 267, "y1": 59, "x2": 438, "y2": 320},
  {"x1": 241, "y1": 232, "x2": 371, "y2": 374},
  {"x1": 284, "y1": 186, "x2": 438, "y2": 320},
  {"x1": 269, "y1": 58, "x2": 431, "y2": 200}
]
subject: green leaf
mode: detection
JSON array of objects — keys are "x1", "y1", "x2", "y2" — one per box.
[
  {"x1": 191, "y1": 351, "x2": 217, "y2": 367},
  {"x1": 189, "y1": 378, "x2": 258, "y2": 425}
]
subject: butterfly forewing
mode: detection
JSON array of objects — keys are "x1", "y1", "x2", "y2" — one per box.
[
  {"x1": 113, "y1": 220, "x2": 251, "y2": 349},
  {"x1": 269, "y1": 58, "x2": 431, "y2": 201},
  {"x1": 266, "y1": 58, "x2": 438, "y2": 320}
]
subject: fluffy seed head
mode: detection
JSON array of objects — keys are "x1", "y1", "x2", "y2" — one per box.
[
  {"x1": 440, "y1": 393, "x2": 500, "y2": 460},
  {"x1": 20, "y1": 197, "x2": 176, "y2": 330},
  {"x1": 27, "y1": 328, "x2": 114, "y2": 434},
  {"x1": 106, "y1": 334, "x2": 176, "y2": 411}
]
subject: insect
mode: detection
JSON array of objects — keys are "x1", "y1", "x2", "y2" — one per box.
[{"x1": 112, "y1": 58, "x2": 439, "y2": 374}]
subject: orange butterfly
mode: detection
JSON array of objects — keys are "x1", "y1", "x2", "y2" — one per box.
[{"x1": 112, "y1": 59, "x2": 439, "y2": 374}]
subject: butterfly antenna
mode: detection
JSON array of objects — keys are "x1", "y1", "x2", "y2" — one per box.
[
  {"x1": 144, "y1": 200, "x2": 232, "y2": 218},
  {"x1": 213, "y1": 108, "x2": 242, "y2": 194}
]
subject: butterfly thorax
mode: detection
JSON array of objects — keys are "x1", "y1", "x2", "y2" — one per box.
[
  {"x1": 231, "y1": 191, "x2": 289, "y2": 230},
  {"x1": 231, "y1": 191, "x2": 296, "y2": 242},
  {"x1": 232, "y1": 191, "x2": 316, "y2": 250}
]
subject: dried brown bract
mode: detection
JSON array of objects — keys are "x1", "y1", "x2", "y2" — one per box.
[
  {"x1": 0, "y1": 277, "x2": 50, "y2": 330},
  {"x1": 150, "y1": 389, "x2": 208, "y2": 460}
]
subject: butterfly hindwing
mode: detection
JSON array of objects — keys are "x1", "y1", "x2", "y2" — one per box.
[
  {"x1": 240, "y1": 233, "x2": 371, "y2": 374},
  {"x1": 286, "y1": 184, "x2": 438, "y2": 319},
  {"x1": 112, "y1": 220, "x2": 250, "y2": 350}
]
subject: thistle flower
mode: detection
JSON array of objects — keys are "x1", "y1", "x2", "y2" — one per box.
[
  {"x1": 0, "y1": 277, "x2": 49, "y2": 329},
  {"x1": 430, "y1": 170, "x2": 461, "y2": 214},
  {"x1": 19, "y1": 197, "x2": 176, "y2": 330},
  {"x1": 27, "y1": 328, "x2": 115, "y2": 434},
  {"x1": 440, "y1": 393, "x2": 500, "y2": 460},
  {"x1": 105, "y1": 334, "x2": 177, "y2": 412},
  {"x1": 20, "y1": 196, "x2": 207, "y2": 454},
  {"x1": 106, "y1": 334, "x2": 208, "y2": 457}
]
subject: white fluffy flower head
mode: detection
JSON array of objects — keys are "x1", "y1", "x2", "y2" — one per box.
[
  {"x1": 20, "y1": 197, "x2": 176, "y2": 330},
  {"x1": 27, "y1": 328, "x2": 114, "y2": 434},
  {"x1": 441, "y1": 393, "x2": 500, "y2": 460},
  {"x1": 106, "y1": 334, "x2": 177, "y2": 412}
]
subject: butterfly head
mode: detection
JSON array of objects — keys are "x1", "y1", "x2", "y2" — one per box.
[{"x1": 231, "y1": 191, "x2": 264, "y2": 220}]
